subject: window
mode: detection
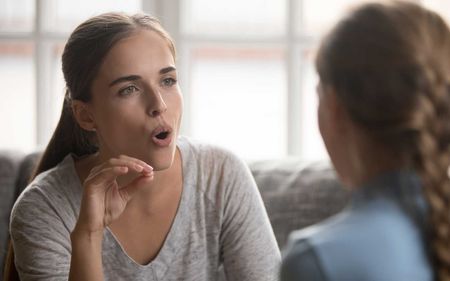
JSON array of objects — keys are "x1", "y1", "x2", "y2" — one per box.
[
  {"x1": 0, "y1": 0, "x2": 142, "y2": 152},
  {"x1": 1, "y1": 0, "x2": 449, "y2": 160},
  {"x1": 0, "y1": 0, "x2": 34, "y2": 32},
  {"x1": 188, "y1": 47, "x2": 287, "y2": 159},
  {"x1": 0, "y1": 42, "x2": 35, "y2": 152}
]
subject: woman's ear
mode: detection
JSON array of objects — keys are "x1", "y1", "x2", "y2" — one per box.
[{"x1": 71, "y1": 100, "x2": 96, "y2": 132}]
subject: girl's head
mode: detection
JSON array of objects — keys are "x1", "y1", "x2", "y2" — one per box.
[
  {"x1": 35, "y1": 13, "x2": 181, "y2": 175},
  {"x1": 316, "y1": 1, "x2": 450, "y2": 278},
  {"x1": 62, "y1": 12, "x2": 175, "y2": 104}
]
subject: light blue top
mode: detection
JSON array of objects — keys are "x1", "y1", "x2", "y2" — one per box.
[{"x1": 281, "y1": 171, "x2": 433, "y2": 281}]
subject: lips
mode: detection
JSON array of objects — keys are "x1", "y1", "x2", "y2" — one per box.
[{"x1": 151, "y1": 124, "x2": 173, "y2": 147}]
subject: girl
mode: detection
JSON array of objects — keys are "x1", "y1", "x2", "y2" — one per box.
[
  {"x1": 7, "y1": 13, "x2": 280, "y2": 281},
  {"x1": 281, "y1": 1, "x2": 450, "y2": 280}
]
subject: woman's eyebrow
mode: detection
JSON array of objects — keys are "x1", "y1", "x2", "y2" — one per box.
[
  {"x1": 108, "y1": 67, "x2": 176, "y2": 87},
  {"x1": 109, "y1": 75, "x2": 141, "y2": 87},
  {"x1": 160, "y1": 66, "x2": 176, "y2": 74}
]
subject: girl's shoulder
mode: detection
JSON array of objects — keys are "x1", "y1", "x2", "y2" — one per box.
[
  {"x1": 283, "y1": 198, "x2": 432, "y2": 280},
  {"x1": 10, "y1": 154, "x2": 81, "y2": 226},
  {"x1": 177, "y1": 136, "x2": 254, "y2": 200},
  {"x1": 177, "y1": 135, "x2": 245, "y2": 168}
]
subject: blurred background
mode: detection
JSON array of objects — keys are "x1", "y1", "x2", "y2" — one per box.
[{"x1": 0, "y1": 0, "x2": 449, "y2": 162}]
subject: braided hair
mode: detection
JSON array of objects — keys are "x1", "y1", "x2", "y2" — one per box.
[{"x1": 316, "y1": 1, "x2": 450, "y2": 279}]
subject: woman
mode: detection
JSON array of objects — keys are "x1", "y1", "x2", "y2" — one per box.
[
  {"x1": 7, "y1": 13, "x2": 280, "y2": 281},
  {"x1": 281, "y1": 1, "x2": 450, "y2": 281}
]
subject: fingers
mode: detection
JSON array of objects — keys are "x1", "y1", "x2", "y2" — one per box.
[
  {"x1": 85, "y1": 155, "x2": 153, "y2": 187},
  {"x1": 108, "y1": 155, "x2": 153, "y2": 175},
  {"x1": 85, "y1": 166, "x2": 129, "y2": 186},
  {"x1": 76, "y1": 155, "x2": 154, "y2": 232}
]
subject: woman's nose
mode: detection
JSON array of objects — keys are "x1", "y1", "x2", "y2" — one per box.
[{"x1": 147, "y1": 90, "x2": 168, "y2": 117}]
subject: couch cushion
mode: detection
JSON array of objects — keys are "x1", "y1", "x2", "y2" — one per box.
[
  {"x1": 15, "y1": 152, "x2": 41, "y2": 194},
  {"x1": 0, "y1": 150, "x2": 24, "y2": 276},
  {"x1": 250, "y1": 159, "x2": 350, "y2": 248}
]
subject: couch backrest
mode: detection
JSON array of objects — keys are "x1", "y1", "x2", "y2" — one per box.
[
  {"x1": 0, "y1": 151, "x2": 25, "y2": 277},
  {"x1": 0, "y1": 152, "x2": 40, "y2": 277},
  {"x1": 250, "y1": 158, "x2": 349, "y2": 248}
]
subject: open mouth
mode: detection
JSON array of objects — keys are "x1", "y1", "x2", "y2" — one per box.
[
  {"x1": 155, "y1": 131, "x2": 169, "y2": 140},
  {"x1": 151, "y1": 125, "x2": 173, "y2": 147}
]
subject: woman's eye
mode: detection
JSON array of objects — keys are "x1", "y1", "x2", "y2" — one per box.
[
  {"x1": 162, "y1": 77, "x2": 177, "y2": 87},
  {"x1": 119, "y1": 85, "x2": 139, "y2": 96}
]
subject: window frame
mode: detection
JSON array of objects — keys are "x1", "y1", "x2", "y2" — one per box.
[{"x1": 0, "y1": 0, "x2": 440, "y2": 160}]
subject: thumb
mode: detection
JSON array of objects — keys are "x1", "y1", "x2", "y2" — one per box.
[{"x1": 119, "y1": 174, "x2": 154, "y2": 202}]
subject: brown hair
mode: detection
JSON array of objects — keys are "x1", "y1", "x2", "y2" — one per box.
[
  {"x1": 4, "y1": 12, "x2": 176, "y2": 281},
  {"x1": 316, "y1": 1, "x2": 450, "y2": 279},
  {"x1": 34, "y1": 12, "x2": 176, "y2": 179}
]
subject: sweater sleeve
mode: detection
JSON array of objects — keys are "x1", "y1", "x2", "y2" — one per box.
[
  {"x1": 10, "y1": 185, "x2": 72, "y2": 281},
  {"x1": 219, "y1": 154, "x2": 281, "y2": 281}
]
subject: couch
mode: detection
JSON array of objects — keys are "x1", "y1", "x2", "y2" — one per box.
[{"x1": 0, "y1": 150, "x2": 350, "y2": 276}]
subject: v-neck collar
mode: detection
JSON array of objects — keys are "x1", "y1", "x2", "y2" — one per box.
[{"x1": 67, "y1": 136, "x2": 193, "y2": 279}]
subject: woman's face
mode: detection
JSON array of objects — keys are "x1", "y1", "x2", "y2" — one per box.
[
  {"x1": 87, "y1": 29, "x2": 182, "y2": 171},
  {"x1": 317, "y1": 82, "x2": 336, "y2": 161},
  {"x1": 317, "y1": 81, "x2": 350, "y2": 183}
]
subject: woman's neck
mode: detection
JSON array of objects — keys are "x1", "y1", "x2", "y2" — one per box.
[{"x1": 339, "y1": 130, "x2": 406, "y2": 189}]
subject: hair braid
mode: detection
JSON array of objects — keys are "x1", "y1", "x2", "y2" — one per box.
[
  {"x1": 315, "y1": 2, "x2": 450, "y2": 279},
  {"x1": 413, "y1": 71, "x2": 450, "y2": 280}
]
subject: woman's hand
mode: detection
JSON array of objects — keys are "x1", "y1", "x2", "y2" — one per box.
[{"x1": 73, "y1": 155, "x2": 153, "y2": 236}]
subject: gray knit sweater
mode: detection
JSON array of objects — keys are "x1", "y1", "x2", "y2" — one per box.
[{"x1": 10, "y1": 136, "x2": 281, "y2": 281}]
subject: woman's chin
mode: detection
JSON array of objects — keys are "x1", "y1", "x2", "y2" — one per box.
[{"x1": 145, "y1": 154, "x2": 175, "y2": 171}]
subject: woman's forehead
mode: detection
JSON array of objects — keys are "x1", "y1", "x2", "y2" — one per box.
[{"x1": 99, "y1": 30, "x2": 175, "y2": 77}]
